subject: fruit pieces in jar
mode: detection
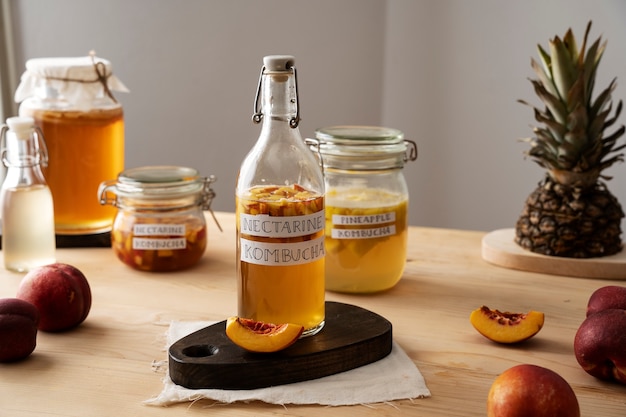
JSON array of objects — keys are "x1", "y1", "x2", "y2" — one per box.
[
  {"x1": 111, "y1": 212, "x2": 207, "y2": 272},
  {"x1": 238, "y1": 184, "x2": 323, "y2": 218}
]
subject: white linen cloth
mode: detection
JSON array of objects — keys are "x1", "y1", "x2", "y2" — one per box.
[{"x1": 145, "y1": 321, "x2": 431, "y2": 407}]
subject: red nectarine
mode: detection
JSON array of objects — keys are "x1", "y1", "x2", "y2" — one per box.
[
  {"x1": 574, "y1": 308, "x2": 626, "y2": 384},
  {"x1": 0, "y1": 298, "x2": 40, "y2": 362},
  {"x1": 16, "y1": 263, "x2": 92, "y2": 332},
  {"x1": 487, "y1": 364, "x2": 580, "y2": 417}
]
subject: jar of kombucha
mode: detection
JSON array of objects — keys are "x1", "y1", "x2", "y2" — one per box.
[
  {"x1": 311, "y1": 125, "x2": 417, "y2": 293},
  {"x1": 98, "y1": 166, "x2": 219, "y2": 272},
  {"x1": 236, "y1": 55, "x2": 325, "y2": 337},
  {"x1": 14, "y1": 53, "x2": 128, "y2": 242}
]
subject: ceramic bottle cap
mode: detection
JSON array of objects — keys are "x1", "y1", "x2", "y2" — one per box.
[{"x1": 263, "y1": 55, "x2": 295, "y2": 72}]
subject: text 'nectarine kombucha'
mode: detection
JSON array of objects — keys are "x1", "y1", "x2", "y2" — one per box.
[
  {"x1": 24, "y1": 107, "x2": 124, "y2": 235},
  {"x1": 237, "y1": 185, "x2": 325, "y2": 336}
]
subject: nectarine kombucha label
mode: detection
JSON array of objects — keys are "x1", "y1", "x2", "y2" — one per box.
[
  {"x1": 236, "y1": 185, "x2": 325, "y2": 336},
  {"x1": 240, "y1": 212, "x2": 324, "y2": 265},
  {"x1": 325, "y1": 188, "x2": 408, "y2": 293}
]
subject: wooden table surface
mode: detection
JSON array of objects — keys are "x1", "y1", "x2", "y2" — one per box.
[{"x1": 1, "y1": 211, "x2": 624, "y2": 416}]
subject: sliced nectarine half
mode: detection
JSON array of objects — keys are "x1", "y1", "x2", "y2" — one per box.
[
  {"x1": 470, "y1": 305, "x2": 544, "y2": 344},
  {"x1": 225, "y1": 317, "x2": 304, "y2": 353}
]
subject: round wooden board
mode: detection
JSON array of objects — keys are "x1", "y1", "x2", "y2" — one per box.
[{"x1": 481, "y1": 228, "x2": 626, "y2": 279}]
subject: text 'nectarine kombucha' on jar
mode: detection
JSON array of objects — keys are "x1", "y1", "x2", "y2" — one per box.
[
  {"x1": 236, "y1": 56, "x2": 325, "y2": 337},
  {"x1": 311, "y1": 126, "x2": 417, "y2": 293},
  {"x1": 14, "y1": 54, "x2": 128, "y2": 237}
]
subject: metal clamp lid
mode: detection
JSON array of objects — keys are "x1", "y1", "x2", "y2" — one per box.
[{"x1": 252, "y1": 55, "x2": 300, "y2": 128}]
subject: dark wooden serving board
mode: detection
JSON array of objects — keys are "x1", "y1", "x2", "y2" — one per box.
[{"x1": 168, "y1": 301, "x2": 393, "y2": 390}]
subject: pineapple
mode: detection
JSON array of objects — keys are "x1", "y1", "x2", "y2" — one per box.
[{"x1": 515, "y1": 21, "x2": 625, "y2": 258}]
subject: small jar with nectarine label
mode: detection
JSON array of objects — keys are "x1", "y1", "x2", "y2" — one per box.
[
  {"x1": 310, "y1": 126, "x2": 417, "y2": 293},
  {"x1": 98, "y1": 166, "x2": 219, "y2": 272}
]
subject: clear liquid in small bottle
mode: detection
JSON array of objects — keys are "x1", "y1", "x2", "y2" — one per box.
[
  {"x1": 2, "y1": 185, "x2": 55, "y2": 271},
  {"x1": 0, "y1": 117, "x2": 56, "y2": 272}
]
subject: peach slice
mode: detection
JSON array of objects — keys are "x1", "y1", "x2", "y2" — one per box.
[
  {"x1": 470, "y1": 306, "x2": 544, "y2": 344},
  {"x1": 225, "y1": 317, "x2": 304, "y2": 353}
]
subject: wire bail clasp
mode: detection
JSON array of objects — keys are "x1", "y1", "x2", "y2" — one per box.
[
  {"x1": 201, "y1": 175, "x2": 223, "y2": 232},
  {"x1": 252, "y1": 63, "x2": 301, "y2": 129},
  {"x1": 404, "y1": 139, "x2": 418, "y2": 163}
]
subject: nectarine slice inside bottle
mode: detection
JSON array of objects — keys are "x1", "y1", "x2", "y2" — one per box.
[
  {"x1": 470, "y1": 306, "x2": 544, "y2": 344},
  {"x1": 225, "y1": 317, "x2": 304, "y2": 353}
]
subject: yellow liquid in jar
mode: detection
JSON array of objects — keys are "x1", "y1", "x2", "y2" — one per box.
[
  {"x1": 325, "y1": 188, "x2": 408, "y2": 293},
  {"x1": 237, "y1": 185, "x2": 325, "y2": 335},
  {"x1": 24, "y1": 107, "x2": 124, "y2": 235}
]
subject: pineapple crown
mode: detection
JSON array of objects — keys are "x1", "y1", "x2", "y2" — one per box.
[{"x1": 520, "y1": 21, "x2": 625, "y2": 187}]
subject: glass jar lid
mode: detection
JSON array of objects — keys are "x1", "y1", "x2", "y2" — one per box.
[
  {"x1": 314, "y1": 125, "x2": 413, "y2": 157},
  {"x1": 113, "y1": 165, "x2": 205, "y2": 199}
]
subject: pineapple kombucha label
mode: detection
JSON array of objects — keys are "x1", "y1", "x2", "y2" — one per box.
[
  {"x1": 331, "y1": 211, "x2": 397, "y2": 239},
  {"x1": 240, "y1": 235, "x2": 325, "y2": 266}
]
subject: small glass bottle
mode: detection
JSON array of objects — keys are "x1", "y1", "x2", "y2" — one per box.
[
  {"x1": 236, "y1": 55, "x2": 325, "y2": 337},
  {"x1": 312, "y1": 125, "x2": 417, "y2": 293},
  {"x1": 14, "y1": 53, "x2": 128, "y2": 241},
  {"x1": 0, "y1": 117, "x2": 56, "y2": 272},
  {"x1": 98, "y1": 166, "x2": 218, "y2": 272}
]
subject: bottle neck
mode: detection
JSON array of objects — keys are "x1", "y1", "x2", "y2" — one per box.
[
  {"x1": 1, "y1": 129, "x2": 47, "y2": 187},
  {"x1": 261, "y1": 71, "x2": 297, "y2": 123}
]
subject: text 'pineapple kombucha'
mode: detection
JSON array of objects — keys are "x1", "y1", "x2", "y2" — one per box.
[
  {"x1": 25, "y1": 107, "x2": 124, "y2": 235},
  {"x1": 325, "y1": 188, "x2": 408, "y2": 293},
  {"x1": 237, "y1": 184, "x2": 325, "y2": 336}
]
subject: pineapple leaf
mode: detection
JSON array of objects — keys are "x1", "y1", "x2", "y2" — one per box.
[
  {"x1": 521, "y1": 21, "x2": 625, "y2": 182},
  {"x1": 577, "y1": 21, "x2": 592, "y2": 66},
  {"x1": 532, "y1": 107, "x2": 567, "y2": 144},
  {"x1": 556, "y1": 140, "x2": 580, "y2": 169},
  {"x1": 566, "y1": 104, "x2": 589, "y2": 136},
  {"x1": 603, "y1": 100, "x2": 623, "y2": 130},
  {"x1": 563, "y1": 28, "x2": 579, "y2": 65},
  {"x1": 582, "y1": 140, "x2": 604, "y2": 169},
  {"x1": 530, "y1": 79, "x2": 568, "y2": 125},
  {"x1": 599, "y1": 125, "x2": 626, "y2": 158},
  {"x1": 531, "y1": 58, "x2": 559, "y2": 99},
  {"x1": 588, "y1": 105, "x2": 612, "y2": 143},
  {"x1": 598, "y1": 154, "x2": 625, "y2": 172},
  {"x1": 537, "y1": 44, "x2": 553, "y2": 81},
  {"x1": 550, "y1": 36, "x2": 578, "y2": 102},
  {"x1": 582, "y1": 37, "x2": 606, "y2": 106},
  {"x1": 590, "y1": 77, "x2": 617, "y2": 119},
  {"x1": 566, "y1": 73, "x2": 586, "y2": 114}
]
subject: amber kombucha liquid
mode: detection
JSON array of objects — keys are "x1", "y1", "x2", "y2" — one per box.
[
  {"x1": 325, "y1": 188, "x2": 408, "y2": 293},
  {"x1": 23, "y1": 107, "x2": 124, "y2": 235},
  {"x1": 236, "y1": 184, "x2": 325, "y2": 336}
]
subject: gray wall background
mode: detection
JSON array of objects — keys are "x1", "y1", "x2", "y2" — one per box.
[{"x1": 7, "y1": 0, "x2": 626, "y2": 232}]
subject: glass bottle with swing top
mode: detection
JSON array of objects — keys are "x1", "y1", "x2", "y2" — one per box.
[
  {"x1": 0, "y1": 117, "x2": 56, "y2": 272},
  {"x1": 236, "y1": 55, "x2": 325, "y2": 337}
]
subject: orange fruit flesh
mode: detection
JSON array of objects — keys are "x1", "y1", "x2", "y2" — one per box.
[
  {"x1": 225, "y1": 316, "x2": 304, "y2": 353},
  {"x1": 470, "y1": 306, "x2": 544, "y2": 344}
]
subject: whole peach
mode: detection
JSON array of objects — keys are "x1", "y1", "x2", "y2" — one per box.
[
  {"x1": 574, "y1": 308, "x2": 626, "y2": 384},
  {"x1": 0, "y1": 298, "x2": 40, "y2": 362},
  {"x1": 586, "y1": 285, "x2": 626, "y2": 317},
  {"x1": 16, "y1": 263, "x2": 92, "y2": 332},
  {"x1": 487, "y1": 364, "x2": 580, "y2": 417}
]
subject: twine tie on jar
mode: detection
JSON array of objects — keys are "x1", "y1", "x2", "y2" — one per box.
[{"x1": 40, "y1": 51, "x2": 118, "y2": 103}]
